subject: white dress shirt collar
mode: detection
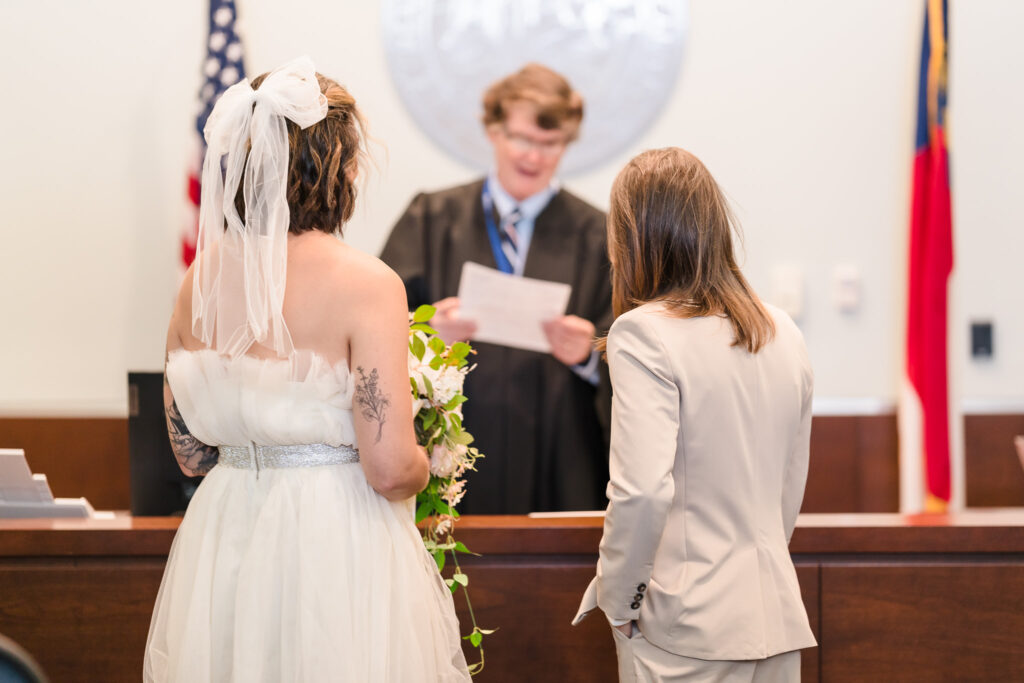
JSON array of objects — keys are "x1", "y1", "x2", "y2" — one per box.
[{"x1": 486, "y1": 171, "x2": 559, "y2": 223}]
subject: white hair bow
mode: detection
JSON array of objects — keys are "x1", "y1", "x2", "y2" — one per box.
[{"x1": 192, "y1": 56, "x2": 328, "y2": 358}]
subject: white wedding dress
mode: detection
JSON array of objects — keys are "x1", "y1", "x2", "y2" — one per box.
[{"x1": 144, "y1": 349, "x2": 471, "y2": 682}]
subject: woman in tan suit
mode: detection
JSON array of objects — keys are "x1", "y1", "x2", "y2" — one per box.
[{"x1": 574, "y1": 148, "x2": 816, "y2": 681}]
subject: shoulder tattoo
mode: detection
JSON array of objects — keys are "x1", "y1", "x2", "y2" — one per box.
[{"x1": 354, "y1": 366, "x2": 390, "y2": 444}]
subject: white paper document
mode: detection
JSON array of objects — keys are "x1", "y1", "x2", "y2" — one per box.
[{"x1": 457, "y1": 262, "x2": 572, "y2": 353}]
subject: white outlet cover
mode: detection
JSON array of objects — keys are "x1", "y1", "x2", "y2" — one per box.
[
  {"x1": 832, "y1": 264, "x2": 862, "y2": 313},
  {"x1": 770, "y1": 265, "x2": 804, "y2": 320}
]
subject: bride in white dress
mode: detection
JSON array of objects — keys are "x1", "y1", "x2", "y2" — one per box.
[{"x1": 143, "y1": 58, "x2": 471, "y2": 682}]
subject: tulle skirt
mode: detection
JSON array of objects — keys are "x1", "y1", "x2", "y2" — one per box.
[{"x1": 144, "y1": 461, "x2": 470, "y2": 682}]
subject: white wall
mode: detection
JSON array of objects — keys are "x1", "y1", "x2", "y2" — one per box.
[
  {"x1": 0, "y1": 0, "x2": 1020, "y2": 417},
  {"x1": 948, "y1": 1, "x2": 1024, "y2": 411}
]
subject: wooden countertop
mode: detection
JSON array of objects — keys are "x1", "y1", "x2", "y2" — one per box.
[{"x1": 2, "y1": 510, "x2": 1024, "y2": 557}]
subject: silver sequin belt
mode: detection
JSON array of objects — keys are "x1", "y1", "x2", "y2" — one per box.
[{"x1": 218, "y1": 443, "x2": 360, "y2": 471}]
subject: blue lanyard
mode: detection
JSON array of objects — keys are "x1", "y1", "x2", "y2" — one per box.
[{"x1": 481, "y1": 179, "x2": 514, "y2": 274}]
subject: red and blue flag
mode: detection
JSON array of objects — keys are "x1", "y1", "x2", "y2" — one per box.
[{"x1": 903, "y1": 0, "x2": 952, "y2": 510}]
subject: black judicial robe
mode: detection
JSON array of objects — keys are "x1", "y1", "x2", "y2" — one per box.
[{"x1": 381, "y1": 179, "x2": 613, "y2": 514}]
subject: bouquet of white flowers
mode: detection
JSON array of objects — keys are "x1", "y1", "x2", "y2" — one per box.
[{"x1": 409, "y1": 304, "x2": 493, "y2": 674}]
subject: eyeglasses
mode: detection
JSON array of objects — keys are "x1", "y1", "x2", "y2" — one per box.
[{"x1": 500, "y1": 127, "x2": 568, "y2": 158}]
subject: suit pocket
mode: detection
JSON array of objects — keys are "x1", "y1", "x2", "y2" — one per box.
[{"x1": 646, "y1": 575, "x2": 687, "y2": 641}]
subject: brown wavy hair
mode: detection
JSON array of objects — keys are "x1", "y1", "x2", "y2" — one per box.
[
  {"x1": 481, "y1": 63, "x2": 584, "y2": 140},
  {"x1": 235, "y1": 72, "x2": 367, "y2": 235},
  {"x1": 602, "y1": 147, "x2": 775, "y2": 354}
]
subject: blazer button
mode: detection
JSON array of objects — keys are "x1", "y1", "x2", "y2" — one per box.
[
  {"x1": 637, "y1": 583, "x2": 647, "y2": 592},
  {"x1": 630, "y1": 601, "x2": 641, "y2": 610},
  {"x1": 633, "y1": 593, "x2": 643, "y2": 601}
]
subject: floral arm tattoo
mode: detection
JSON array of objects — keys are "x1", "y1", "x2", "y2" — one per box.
[
  {"x1": 355, "y1": 366, "x2": 390, "y2": 444},
  {"x1": 164, "y1": 373, "x2": 219, "y2": 476}
]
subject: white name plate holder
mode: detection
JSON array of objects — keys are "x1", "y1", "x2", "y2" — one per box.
[{"x1": 0, "y1": 448, "x2": 94, "y2": 518}]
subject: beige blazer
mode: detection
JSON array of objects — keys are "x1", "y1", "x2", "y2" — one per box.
[{"x1": 574, "y1": 302, "x2": 816, "y2": 661}]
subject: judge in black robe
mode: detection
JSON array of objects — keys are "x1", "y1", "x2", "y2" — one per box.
[{"x1": 381, "y1": 178, "x2": 612, "y2": 514}]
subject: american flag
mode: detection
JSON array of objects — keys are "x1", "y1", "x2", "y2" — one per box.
[{"x1": 181, "y1": 0, "x2": 246, "y2": 269}]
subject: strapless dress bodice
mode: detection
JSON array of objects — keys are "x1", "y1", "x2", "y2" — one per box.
[{"x1": 164, "y1": 349, "x2": 357, "y2": 449}]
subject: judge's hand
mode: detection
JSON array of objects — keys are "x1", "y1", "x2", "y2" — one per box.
[
  {"x1": 430, "y1": 297, "x2": 477, "y2": 344},
  {"x1": 542, "y1": 315, "x2": 596, "y2": 366}
]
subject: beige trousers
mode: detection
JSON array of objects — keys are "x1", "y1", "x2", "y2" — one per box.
[{"x1": 611, "y1": 628, "x2": 801, "y2": 683}]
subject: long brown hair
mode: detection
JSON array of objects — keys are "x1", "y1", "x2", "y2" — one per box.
[{"x1": 602, "y1": 147, "x2": 775, "y2": 353}]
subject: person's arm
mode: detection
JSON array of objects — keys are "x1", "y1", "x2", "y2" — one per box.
[
  {"x1": 596, "y1": 314, "x2": 679, "y2": 624},
  {"x1": 428, "y1": 297, "x2": 477, "y2": 344},
  {"x1": 350, "y1": 264, "x2": 429, "y2": 501},
  {"x1": 164, "y1": 360, "x2": 219, "y2": 477},
  {"x1": 163, "y1": 277, "x2": 219, "y2": 477},
  {"x1": 536, "y1": 217, "x2": 610, "y2": 374},
  {"x1": 570, "y1": 348, "x2": 601, "y2": 386},
  {"x1": 382, "y1": 192, "x2": 479, "y2": 343}
]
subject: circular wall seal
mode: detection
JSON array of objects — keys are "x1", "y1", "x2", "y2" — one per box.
[{"x1": 381, "y1": 1, "x2": 688, "y2": 175}]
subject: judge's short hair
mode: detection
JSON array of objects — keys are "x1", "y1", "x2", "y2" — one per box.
[
  {"x1": 481, "y1": 63, "x2": 584, "y2": 141},
  {"x1": 235, "y1": 72, "x2": 368, "y2": 236}
]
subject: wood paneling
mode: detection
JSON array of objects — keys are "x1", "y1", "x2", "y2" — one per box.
[
  {"x1": 820, "y1": 564, "x2": 1024, "y2": 683},
  {"x1": 4, "y1": 412, "x2": 1023, "y2": 514},
  {"x1": 795, "y1": 564, "x2": 820, "y2": 683},
  {"x1": 0, "y1": 559, "x2": 165, "y2": 683},
  {"x1": 855, "y1": 414, "x2": 900, "y2": 511},
  {"x1": 794, "y1": 511, "x2": 1024, "y2": 553},
  {"x1": 5, "y1": 514, "x2": 1024, "y2": 683},
  {"x1": 0, "y1": 418, "x2": 130, "y2": 510},
  {"x1": 965, "y1": 414, "x2": 1024, "y2": 507},
  {"x1": 449, "y1": 561, "x2": 617, "y2": 682},
  {"x1": 804, "y1": 417, "x2": 861, "y2": 511},
  {"x1": 804, "y1": 415, "x2": 899, "y2": 513},
  {"x1": 803, "y1": 411, "x2": 1024, "y2": 511}
]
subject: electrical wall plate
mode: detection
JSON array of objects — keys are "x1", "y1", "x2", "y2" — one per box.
[
  {"x1": 832, "y1": 264, "x2": 862, "y2": 313},
  {"x1": 970, "y1": 321, "x2": 994, "y2": 359},
  {"x1": 770, "y1": 264, "x2": 804, "y2": 320}
]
